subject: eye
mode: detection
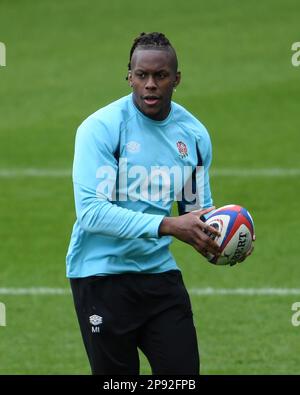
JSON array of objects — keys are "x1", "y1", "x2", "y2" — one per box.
[
  {"x1": 157, "y1": 72, "x2": 167, "y2": 79},
  {"x1": 136, "y1": 72, "x2": 146, "y2": 79}
]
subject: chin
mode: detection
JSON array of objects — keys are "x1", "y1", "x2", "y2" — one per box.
[
  {"x1": 144, "y1": 110, "x2": 162, "y2": 120},
  {"x1": 141, "y1": 106, "x2": 160, "y2": 117}
]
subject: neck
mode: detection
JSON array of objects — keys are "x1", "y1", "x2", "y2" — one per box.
[{"x1": 132, "y1": 96, "x2": 171, "y2": 121}]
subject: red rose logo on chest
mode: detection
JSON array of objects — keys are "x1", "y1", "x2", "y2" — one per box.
[{"x1": 176, "y1": 141, "x2": 188, "y2": 158}]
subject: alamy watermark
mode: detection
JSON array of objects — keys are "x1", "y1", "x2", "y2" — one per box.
[
  {"x1": 0, "y1": 42, "x2": 6, "y2": 66},
  {"x1": 291, "y1": 302, "x2": 300, "y2": 327},
  {"x1": 95, "y1": 159, "x2": 205, "y2": 210},
  {"x1": 0, "y1": 302, "x2": 6, "y2": 326},
  {"x1": 291, "y1": 42, "x2": 300, "y2": 67}
]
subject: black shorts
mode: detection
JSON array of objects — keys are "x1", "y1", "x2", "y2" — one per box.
[{"x1": 70, "y1": 270, "x2": 199, "y2": 375}]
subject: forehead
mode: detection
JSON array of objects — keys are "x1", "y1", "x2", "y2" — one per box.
[{"x1": 131, "y1": 48, "x2": 175, "y2": 71}]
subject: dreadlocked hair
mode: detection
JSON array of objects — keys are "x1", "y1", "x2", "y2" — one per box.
[{"x1": 127, "y1": 32, "x2": 175, "y2": 74}]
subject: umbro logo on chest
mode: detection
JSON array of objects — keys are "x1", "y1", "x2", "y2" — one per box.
[{"x1": 126, "y1": 141, "x2": 141, "y2": 153}]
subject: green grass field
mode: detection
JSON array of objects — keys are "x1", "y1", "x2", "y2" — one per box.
[{"x1": 1, "y1": 0, "x2": 300, "y2": 374}]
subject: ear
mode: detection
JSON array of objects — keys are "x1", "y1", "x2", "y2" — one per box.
[
  {"x1": 174, "y1": 71, "x2": 181, "y2": 88},
  {"x1": 128, "y1": 71, "x2": 133, "y2": 87}
]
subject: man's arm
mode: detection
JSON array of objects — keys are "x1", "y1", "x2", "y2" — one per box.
[
  {"x1": 73, "y1": 116, "x2": 164, "y2": 239},
  {"x1": 159, "y1": 208, "x2": 221, "y2": 258}
]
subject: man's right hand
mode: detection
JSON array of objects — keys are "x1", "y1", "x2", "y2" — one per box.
[{"x1": 158, "y1": 207, "x2": 222, "y2": 259}]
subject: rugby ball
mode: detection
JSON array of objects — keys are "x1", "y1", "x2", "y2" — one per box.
[{"x1": 204, "y1": 204, "x2": 254, "y2": 265}]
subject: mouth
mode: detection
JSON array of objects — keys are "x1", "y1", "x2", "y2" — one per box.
[{"x1": 142, "y1": 95, "x2": 161, "y2": 106}]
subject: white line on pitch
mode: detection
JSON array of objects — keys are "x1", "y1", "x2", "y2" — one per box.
[
  {"x1": 0, "y1": 288, "x2": 71, "y2": 295},
  {"x1": 0, "y1": 169, "x2": 71, "y2": 178},
  {"x1": 189, "y1": 288, "x2": 300, "y2": 296},
  {"x1": 0, "y1": 168, "x2": 300, "y2": 178},
  {"x1": 1, "y1": 287, "x2": 300, "y2": 296},
  {"x1": 210, "y1": 168, "x2": 300, "y2": 177}
]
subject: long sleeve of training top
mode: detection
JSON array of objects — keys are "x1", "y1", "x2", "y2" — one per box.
[{"x1": 72, "y1": 115, "x2": 165, "y2": 239}]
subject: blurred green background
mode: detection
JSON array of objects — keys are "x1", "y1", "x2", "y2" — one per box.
[{"x1": 0, "y1": 0, "x2": 300, "y2": 374}]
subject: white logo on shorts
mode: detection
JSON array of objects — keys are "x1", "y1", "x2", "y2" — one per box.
[{"x1": 89, "y1": 314, "x2": 103, "y2": 326}]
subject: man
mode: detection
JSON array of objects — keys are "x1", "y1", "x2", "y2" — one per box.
[{"x1": 67, "y1": 32, "x2": 223, "y2": 375}]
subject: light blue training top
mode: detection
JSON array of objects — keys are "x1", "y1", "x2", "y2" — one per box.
[{"x1": 66, "y1": 94, "x2": 213, "y2": 277}]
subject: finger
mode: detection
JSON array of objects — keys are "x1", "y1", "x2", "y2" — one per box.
[
  {"x1": 199, "y1": 206, "x2": 216, "y2": 216},
  {"x1": 247, "y1": 245, "x2": 254, "y2": 256},
  {"x1": 253, "y1": 234, "x2": 256, "y2": 242},
  {"x1": 198, "y1": 248, "x2": 209, "y2": 259},
  {"x1": 194, "y1": 230, "x2": 221, "y2": 256},
  {"x1": 191, "y1": 206, "x2": 216, "y2": 217},
  {"x1": 199, "y1": 221, "x2": 221, "y2": 238},
  {"x1": 193, "y1": 244, "x2": 210, "y2": 259},
  {"x1": 237, "y1": 245, "x2": 254, "y2": 263},
  {"x1": 205, "y1": 232, "x2": 221, "y2": 251},
  {"x1": 244, "y1": 244, "x2": 254, "y2": 257}
]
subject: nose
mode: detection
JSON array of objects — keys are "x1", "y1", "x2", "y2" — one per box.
[{"x1": 145, "y1": 75, "x2": 157, "y2": 90}]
